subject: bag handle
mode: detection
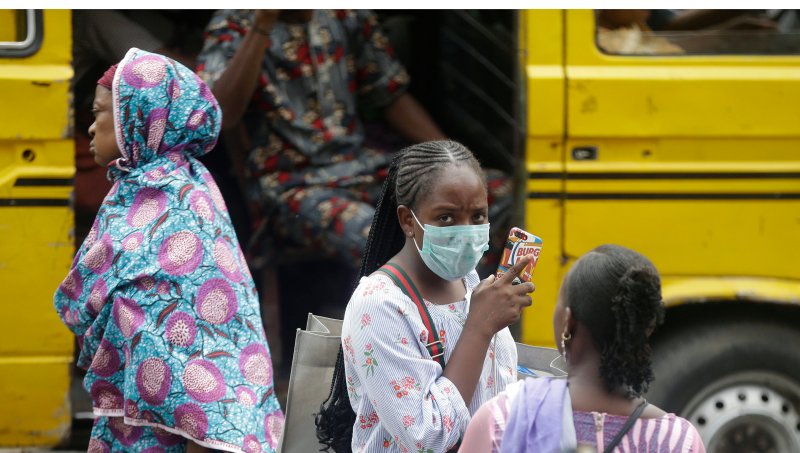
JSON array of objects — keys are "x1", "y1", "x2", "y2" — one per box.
[
  {"x1": 378, "y1": 262, "x2": 462, "y2": 453},
  {"x1": 378, "y1": 262, "x2": 446, "y2": 369},
  {"x1": 603, "y1": 400, "x2": 648, "y2": 453}
]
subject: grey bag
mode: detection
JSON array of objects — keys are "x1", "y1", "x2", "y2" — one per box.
[
  {"x1": 515, "y1": 342, "x2": 568, "y2": 378},
  {"x1": 277, "y1": 313, "x2": 343, "y2": 453}
]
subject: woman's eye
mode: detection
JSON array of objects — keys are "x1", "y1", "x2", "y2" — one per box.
[{"x1": 438, "y1": 215, "x2": 453, "y2": 223}]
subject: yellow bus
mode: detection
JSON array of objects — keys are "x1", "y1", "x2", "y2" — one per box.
[
  {"x1": 521, "y1": 10, "x2": 800, "y2": 451},
  {"x1": 0, "y1": 9, "x2": 74, "y2": 447},
  {"x1": 2, "y1": 9, "x2": 799, "y2": 452}
]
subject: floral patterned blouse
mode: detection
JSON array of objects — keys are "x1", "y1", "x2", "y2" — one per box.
[{"x1": 342, "y1": 270, "x2": 518, "y2": 453}]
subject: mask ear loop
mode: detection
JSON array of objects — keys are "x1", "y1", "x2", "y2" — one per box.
[
  {"x1": 549, "y1": 354, "x2": 568, "y2": 376},
  {"x1": 550, "y1": 330, "x2": 572, "y2": 375},
  {"x1": 409, "y1": 210, "x2": 426, "y2": 253}
]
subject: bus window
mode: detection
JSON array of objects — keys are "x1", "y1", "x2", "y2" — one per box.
[
  {"x1": 0, "y1": 9, "x2": 43, "y2": 57},
  {"x1": 596, "y1": 9, "x2": 800, "y2": 56}
]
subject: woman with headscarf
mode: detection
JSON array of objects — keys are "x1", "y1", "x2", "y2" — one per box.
[{"x1": 54, "y1": 48, "x2": 283, "y2": 453}]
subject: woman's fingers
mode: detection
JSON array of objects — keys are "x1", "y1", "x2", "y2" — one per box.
[{"x1": 497, "y1": 255, "x2": 533, "y2": 285}]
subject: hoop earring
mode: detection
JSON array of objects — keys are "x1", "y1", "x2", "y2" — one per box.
[
  {"x1": 561, "y1": 331, "x2": 572, "y2": 350},
  {"x1": 560, "y1": 331, "x2": 572, "y2": 359}
]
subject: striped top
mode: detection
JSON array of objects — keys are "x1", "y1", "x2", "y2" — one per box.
[
  {"x1": 342, "y1": 271, "x2": 518, "y2": 453},
  {"x1": 462, "y1": 380, "x2": 706, "y2": 453}
]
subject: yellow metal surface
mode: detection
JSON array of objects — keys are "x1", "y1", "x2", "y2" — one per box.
[
  {"x1": 520, "y1": 9, "x2": 800, "y2": 347},
  {"x1": 0, "y1": 202, "x2": 74, "y2": 356},
  {"x1": 0, "y1": 359, "x2": 72, "y2": 446},
  {"x1": 0, "y1": 10, "x2": 18, "y2": 41},
  {"x1": 7, "y1": 10, "x2": 72, "y2": 65},
  {"x1": 662, "y1": 276, "x2": 800, "y2": 307},
  {"x1": 0, "y1": 9, "x2": 73, "y2": 447},
  {"x1": 523, "y1": 10, "x2": 565, "y2": 138},
  {"x1": 0, "y1": 65, "x2": 73, "y2": 140}
]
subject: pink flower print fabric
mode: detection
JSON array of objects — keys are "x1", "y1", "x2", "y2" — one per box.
[{"x1": 54, "y1": 49, "x2": 282, "y2": 452}]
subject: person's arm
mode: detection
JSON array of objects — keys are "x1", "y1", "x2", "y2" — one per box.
[
  {"x1": 348, "y1": 11, "x2": 446, "y2": 142},
  {"x1": 212, "y1": 10, "x2": 278, "y2": 130},
  {"x1": 53, "y1": 230, "x2": 117, "y2": 337},
  {"x1": 442, "y1": 257, "x2": 534, "y2": 403},
  {"x1": 460, "y1": 395, "x2": 504, "y2": 453},
  {"x1": 197, "y1": 10, "x2": 278, "y2": 131},
  {"x1": 383, "y1": 93, "x2": 447, "y2": 143}
]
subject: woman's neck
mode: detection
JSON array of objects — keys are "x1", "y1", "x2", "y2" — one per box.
[{"x1": 566, "y1": 355, "x2": 641, "y2": 416}]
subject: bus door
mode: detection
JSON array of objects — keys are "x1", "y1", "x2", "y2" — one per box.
[{"x1": 0, "y1": 9, "x2": 74, "y2": 447}]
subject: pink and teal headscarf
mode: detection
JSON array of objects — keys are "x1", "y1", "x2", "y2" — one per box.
[{"x1": 54, "y1": 48, "x2": 283, "y2": 452}]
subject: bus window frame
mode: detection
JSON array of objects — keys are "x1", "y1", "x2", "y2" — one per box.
[
  {"x1": 592, "y1": 10, "x2": 800, "y2": 58},
  {"x1": 0, "y1": 9, "x2": 43, "y2": 58}
]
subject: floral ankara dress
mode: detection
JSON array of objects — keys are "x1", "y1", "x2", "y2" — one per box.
[{"x1": 53, "y1": 48, "x2": 283, "y2": 453}]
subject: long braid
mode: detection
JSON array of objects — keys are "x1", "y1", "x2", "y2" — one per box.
[
  {"x1": 315, "y1": 141, "x2": 484, "y2": 452},
  {"x1": 359, "y1": 152, "x2": 405, "y2": 278}
]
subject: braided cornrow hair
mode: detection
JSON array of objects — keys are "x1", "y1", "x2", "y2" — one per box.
[
  {"x1": 315, "y1": 140, "x2": 485, "y2": 452},
  {"x1": 563, "y1": 244, "x2": 665, "y2": 398}
]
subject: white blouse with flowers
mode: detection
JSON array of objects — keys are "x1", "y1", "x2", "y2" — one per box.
[{"x1": 342, "y1": 270, "x2": 518, "y2": 453}]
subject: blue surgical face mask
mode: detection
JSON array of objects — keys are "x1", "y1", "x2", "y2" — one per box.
[{"x1": 411, "y1": 210, "x2": 490, "y2": 281}]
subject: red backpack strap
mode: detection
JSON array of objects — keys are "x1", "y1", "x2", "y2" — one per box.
[{"x1": 378, "y1": 262, "x2": 446, "y2": 368}]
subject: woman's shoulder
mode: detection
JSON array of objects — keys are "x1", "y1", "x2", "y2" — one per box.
[
  {"x1": 654, "y1": 413, "x2": 706, "y2": 452},
  {"x1": 347, "y1": 273, "x2": 412, "y2": 313}
]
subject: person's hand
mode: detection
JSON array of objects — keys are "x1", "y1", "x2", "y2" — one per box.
[
  {"x1": 253, "y1": 10, "x2": 280, "y2": 35},
  {"x1": 466, "y1": 255, "x2": 536, "y2": 340}
]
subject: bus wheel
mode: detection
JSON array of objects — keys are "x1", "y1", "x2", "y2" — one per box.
[{"x1": 649, "y1": 320, "x2": 800, "y2": 453}]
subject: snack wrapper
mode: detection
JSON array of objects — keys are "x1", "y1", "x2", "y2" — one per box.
[{"x1": 496, "y1": 227, "x2": 543, "y2": 283}]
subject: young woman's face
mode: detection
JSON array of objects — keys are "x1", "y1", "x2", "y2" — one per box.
[
  {"x1": 88, "y1": 85, "x2": 122, "y2": 167},
  {"x1": 410, "y1": 165, "x2": 488, "y2": 240}
]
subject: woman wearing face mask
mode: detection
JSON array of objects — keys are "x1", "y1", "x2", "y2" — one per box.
[{"x1": 315, "y1": 141, "x2": 535, "y2": 453}]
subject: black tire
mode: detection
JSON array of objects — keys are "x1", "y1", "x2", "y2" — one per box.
[{"x1": 649, "y1": 320, "x2": 800, "y2": 452}]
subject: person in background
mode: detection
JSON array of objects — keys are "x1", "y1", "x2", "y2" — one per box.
[
  {"x1": 461, "y1": 244, "x2": 706, "y2": 453},
  {"x1": 196, "y1": 9, "x2": 447, "y2": 271},
  {"x1": 54, "y1": 49, "x2": 283, "y2": 453}
]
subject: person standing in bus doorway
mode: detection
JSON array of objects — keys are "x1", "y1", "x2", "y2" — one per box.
[{"x1": 54, "y1": 49, "x2": 283, "y2": 453}]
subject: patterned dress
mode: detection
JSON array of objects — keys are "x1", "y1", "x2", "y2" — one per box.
[
  {"x1": 197, "y1": 10, "x2": 408, "y2": 266},
  {"x1": 54, "y1": 48, "x2": 283, "y2": 453},
  {"x1": 342, "y1": 271, "x2": 518, "y2": 453}
]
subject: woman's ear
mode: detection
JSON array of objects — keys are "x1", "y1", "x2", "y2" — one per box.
[
  {"x1": 396, "y1": 205, "x2": 414, "y2": 238},
  {"x1": 564, "y1": 306, "x2": 577, "y2": 336}
]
